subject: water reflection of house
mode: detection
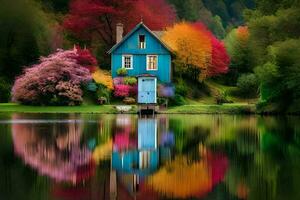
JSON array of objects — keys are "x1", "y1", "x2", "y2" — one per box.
[{"x1": 111, "y1": 116, "x2": 173, "y2": 198}]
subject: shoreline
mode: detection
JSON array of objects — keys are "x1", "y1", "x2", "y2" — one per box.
[
  {"x1": 1, "y1": 103, "x2": 300, "y2": 115},
  {"x1": 0, "y1": 103, "x2": 256, "y2": 114}
]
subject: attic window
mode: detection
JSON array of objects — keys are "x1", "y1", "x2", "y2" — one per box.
[{"x1": 139, "y1": 35, "x2": 146, "y2": 49}]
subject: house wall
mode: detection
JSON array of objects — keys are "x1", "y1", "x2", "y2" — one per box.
[{"x1": 111, "y1": 26, "x2": 171, "y2": 83}]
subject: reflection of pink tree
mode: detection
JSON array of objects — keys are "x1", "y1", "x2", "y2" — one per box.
[
  {"x1": 113, "y1": 115, "x2": 137, "y2": 151},
  {"x1": 12, "y1": 114, "x2": 95, "y2": 183}
]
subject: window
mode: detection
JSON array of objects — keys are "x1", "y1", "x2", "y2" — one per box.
[
  {"x1": 147, "y1": 55, "x2": 158, "y2": 70},
  {"x1": 139, "y1": 151, "x2": 151, "y2": 169},
  {"x1": 139, "y1": 35, "x2": 146, "y2": 49},
  {"x1": 122, "y1": 55, "x2": 133, "y2": 69}
]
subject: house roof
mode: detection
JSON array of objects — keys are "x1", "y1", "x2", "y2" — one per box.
[{"x1": 107, "y1": 22, "x2": 173, "y2": 54}]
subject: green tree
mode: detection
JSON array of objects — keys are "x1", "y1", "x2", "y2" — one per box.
[
  {"x1": 224, "y1": 26, "x2": 252, "y2": 84},
  {"x1": 247, "y1": 0, "x2": 300, "y2": 112},
  {"x1": 211, "y1": 15, "x2": 226, "y2": 38},
  {"x1": 0, "y1": 0, "x2": 58, "y2": 81}
]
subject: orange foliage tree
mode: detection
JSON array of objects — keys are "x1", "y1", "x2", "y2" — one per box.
[
  {"x1": 162, "y1": 22, "x2": 229, "y2": 80},
  {"x1": 236, "y1": 26, "x2": 249, "y2": 45}
]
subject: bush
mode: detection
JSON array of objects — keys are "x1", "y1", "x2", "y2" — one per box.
[
  {"x1": 129, "y1": 85, "x2": 138, "y2": 96},
  {"x1": 86, "y1": 81, "x2": 97, "y2": 92},
  {"x1": 114, "y1": 84, "x2": 130, "y2": 97},
  {"x1": 124, "y1": 77, "x2": 137, "y2": 85},
  {"x1": 123, "y1": 97, "x2": 136, "y2": 105},
  {"x1": 12, "y1": 50, "x2": 92, "y2": 106},
  {"x1": 96, "y1": 84, "x2": 111, "y2": 104},
  {"x1": 98, "y1": 97, "x2": 107, "y2": 105},
  {"x1": 169, "y1": 94, "x2": 185, "y2": 106},
  {"x1": 158, "y1": 84, "x2": 175, "y2": 98},
  {"x1": 175, "y1": 79, "x2": 188, "y2": 96},
  {"x1": 237, "y1": 73, "x2": 259, "y2": 97},
  {"x1": 0, "y1": 77, "x2": 11, "y2": 102},
  {"x1": 215, "y1": 91, "x2": 232, "y2": 105},
  {"x1": 117, "y1": 68, "x2": 128, "y2": 76},
  {"x1": 113, "y1": 77, "x2": 124, "y2": 85},
  {"x1": 157, "y1": 97, "x2": 168, "y2": 106},
  {"x1": 92, "y1": 69, "x2": 113, "y2": 90}
]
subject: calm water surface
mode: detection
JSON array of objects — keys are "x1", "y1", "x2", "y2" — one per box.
[{"x1": 0, "y1": 113, "x2": 299, "y2": 200}]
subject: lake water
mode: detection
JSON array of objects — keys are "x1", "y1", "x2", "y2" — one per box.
[{"x1": 0, "y1": 113, "x2": 299, "y2": 200}]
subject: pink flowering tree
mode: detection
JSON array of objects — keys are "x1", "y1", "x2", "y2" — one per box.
[
  {"x1": 12, "y1": 49, "x2": 92, "y2": 106},
  {"x1": 44, "y1": 46, "x2": 98, "y2": 73}
]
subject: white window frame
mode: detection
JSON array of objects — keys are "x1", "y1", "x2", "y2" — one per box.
[
  {"x1": 146, "y1": 55, "x2": 158, "y2": 71},
  {"x1": 139, "y1": 35, "x2": 146, "y2": 49},
  {"x1": 122, "y1": 55, "x2": 133, "y2": 69}
]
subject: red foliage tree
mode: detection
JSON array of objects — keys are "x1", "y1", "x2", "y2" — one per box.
[
  {"x1": 209, "y1": 37, "x2": 230, "y2": 77},
  {"x1": 72, "y1": 46, "x2": 98, "y2": 72},
  {"x1": 192, "y1": 22, "x2": 229, "y2": 77},
  {"x1": 63, "y1": 0, "x2": 176, "y2": 47}
]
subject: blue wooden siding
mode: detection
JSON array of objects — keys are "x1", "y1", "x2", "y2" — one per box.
[
  {"x1": 138, "y1": 77, "x2": 157, "y2": 104},
  {"x1": 111, "y1": 25, "x2": 171, "y2": 83},
  {"x1": 112, "y1": 151, "x2": 159, "y2": 176}
]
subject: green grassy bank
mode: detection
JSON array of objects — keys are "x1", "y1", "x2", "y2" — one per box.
[
  {"x1": 160, "y1": 103, "x2": 256, "y2": 114},
  {"x1": 0, "y1": 103, "x2": 256, "y2": 114},
  {"x1": 0, "y1": 103, "x2": 124, "y2": 114}
]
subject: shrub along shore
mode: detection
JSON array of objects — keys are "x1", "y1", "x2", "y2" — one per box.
[{"x1": 0, "y1": 103, "x2": 256, "y2": 114}]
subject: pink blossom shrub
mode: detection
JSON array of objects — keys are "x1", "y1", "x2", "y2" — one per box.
[
  {"x1": 114, "y1": 84, "x2": 130, "y2": 97},
  {"x1": 12, "y1": 50, "x2": 92, "y2": 106}
]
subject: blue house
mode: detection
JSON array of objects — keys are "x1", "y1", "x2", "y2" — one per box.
[
  {"x1": 111, "y1": 117, "x2": 174, "y2": 195},
  {"x1": 108, "y1": 22, "x2": 173, "y2": 104},
  {"x1": 112, "y1": 118, "x2": 159, "y2": 176}
]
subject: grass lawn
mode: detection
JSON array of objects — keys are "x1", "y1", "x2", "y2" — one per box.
[
  {"x1": 160, "y1": 103, "x2": 256, "y2": 114},
  {"x1": 0, "y1": 103, "x2": 138, "y2": 114}
]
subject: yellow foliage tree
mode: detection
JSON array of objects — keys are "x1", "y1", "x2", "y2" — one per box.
[{"x1": 92, "y1": 69, "x2": 113, "y2": 90}]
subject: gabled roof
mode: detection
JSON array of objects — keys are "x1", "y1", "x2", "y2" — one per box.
[{"x1": 108, "y1": 22, "x2": 173, "y2": 54}]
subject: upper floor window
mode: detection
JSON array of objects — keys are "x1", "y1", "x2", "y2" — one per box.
[
  {"x1": 147, "y1": 55, "x2": 158, "y2": 70},
  {"x1": 139, "y1": 35, "x2": 146, "y2": 49},
  {"x1": 122, "y1": 55, "x2": 133, "y2": 69}
]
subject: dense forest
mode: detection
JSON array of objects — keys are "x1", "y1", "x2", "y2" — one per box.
[
  {"x1": 1, "y1": 0, "x2": 300, "y2": 113},
  {"x1": 168, "y1": 0, "x2": 255, "y2": 38}
]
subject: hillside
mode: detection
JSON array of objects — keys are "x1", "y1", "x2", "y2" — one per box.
[{"x1": 168, "y1": 0, "x2": 255, "y2": 38}]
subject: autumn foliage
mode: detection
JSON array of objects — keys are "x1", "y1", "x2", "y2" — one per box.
[
  {"x1": 210, "y1": 37, "x2": 230, "y2": 76},
  {"x1": 92, "y1": 69, "x2": 114, "y2": 90},
  {"x1": 162, "y1": 22, "x2": 229, "y2": 80},
  {"x1": 147, "y1": 151, "x2": 228, "y2": 199},
  {"x1": 236, "y1": 26, "x2": 249, "y2": 44},
  {"x1": 12, "y1": 49, "x2": 92, "y2": 106},
  {"x1": 64, "y1": 0, "x2": 176, "y2": 46}
]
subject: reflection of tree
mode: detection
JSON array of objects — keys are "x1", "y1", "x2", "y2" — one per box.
[
  {"x1": 208, "y1": 116, "x2": 300, "y2": 200},
  {"x1": 113, "y1": 115, "x2": 137, "y2": 151},
  {"x1": 147, "y1": 146, "x2": 228, "y2": 199},
  {"x1": 12, "y1": 114, "x2": 95, "y2": 183}
]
